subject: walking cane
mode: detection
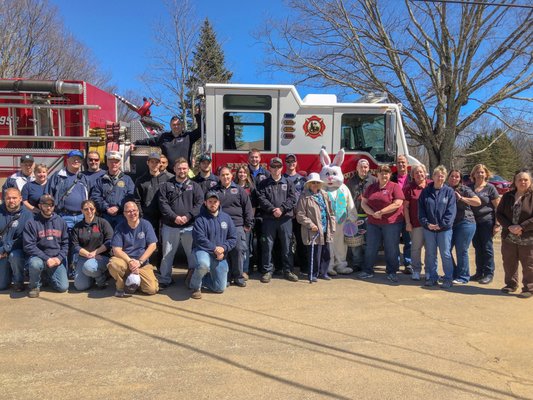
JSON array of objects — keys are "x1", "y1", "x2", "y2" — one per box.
[{"x1": 309, "y1": 231, "x2": 320, "y2": 284}]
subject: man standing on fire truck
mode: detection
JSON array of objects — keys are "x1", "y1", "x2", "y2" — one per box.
[{"x1": 133, "y1": 112, "x2": 201, "y2": 171}]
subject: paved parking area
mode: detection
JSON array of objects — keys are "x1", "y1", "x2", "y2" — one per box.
[{"x1": 1, "y1": 242, "x2": 532, "y2": 400}]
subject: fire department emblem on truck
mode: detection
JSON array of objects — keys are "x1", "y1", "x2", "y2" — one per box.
[{"x1": 303, "y1": 115, "x2": 325, "y2": 139}]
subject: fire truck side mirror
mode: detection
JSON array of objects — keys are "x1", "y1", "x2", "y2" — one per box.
[{"x1": 385, "y1": 111, "x2": 397, "y2": 157}]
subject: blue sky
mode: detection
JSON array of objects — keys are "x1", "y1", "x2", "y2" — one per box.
[{"x1": 52, "y1": 0, "x2": 295, "y2": 96}]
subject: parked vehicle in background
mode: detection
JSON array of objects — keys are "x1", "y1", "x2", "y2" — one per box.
[{"x1": 489, "y1": 175, "x2": 511, "y2": 195}]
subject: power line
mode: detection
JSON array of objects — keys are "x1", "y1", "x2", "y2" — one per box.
[{"x1": 410, "y1": 0, "x2": 533, "y2": 9}]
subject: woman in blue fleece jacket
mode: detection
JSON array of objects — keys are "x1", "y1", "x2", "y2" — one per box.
[
  {"x1": 189, "y1": 191, "x2": 237, "y2": 299},
  {"x1": 418, "y1": 165, "x2": 457, "y2": 288}
]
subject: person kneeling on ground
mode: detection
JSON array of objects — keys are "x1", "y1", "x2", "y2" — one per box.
[
  {"x1": 108, "y1": 201, "x2": 159, "y2": 297},
  {"x1": 189, "y1": 191, "x2": 237, "y2": 300},
  {"x1": 23, "y1": 194, "x2": 69, "y2": 298}
]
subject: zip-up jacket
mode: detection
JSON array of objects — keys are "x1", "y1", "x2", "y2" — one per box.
[
  {"x1": 71, "y1": 216, "x2": 113, "y2": 255},
  {"x1": 0, "y1": 204, "x2": 33, "y2": 253},
  {"x1": 256, "y1": 175, "x2": 297, "y2": 220},
  {"x1": 213, "y1": 182, "x2": 254, "y2": 228},
  {"x1": 2, "y1": 171, "x2": 34, "y2": 193},
  {"x1": 134, "y1": 170, "x2": 173, "y2": 219},
  {"x1": 192, "y1": 173, "x2": 220, "y2": 194},
  {"x1": 134, "y1": 115, "x2": 201, "y2": 167},
  {"x1": 91, "y1": 171, "x2": 135, "y2": 215},
  {"x1": 248, "y1": 165, "x2": 270, "y2": 188},
  {"x1": 284, "y1": 173, "x2": 307, "y2": 198},
  {"x1": 45, "y1": 168, "x2": 90, "y2": 213},
  {"x1": 192, "y1": 205, "x2": 237, "y2": 256},
  {"x1": 418, "y1": 183, "x2": 457, "y2": 231},
  {"x1": 23, "y1": 212, "x2": 69, "y2": 262},
  {"x1": 158, "y1": 178, "x2": 203, "y2": 228}
]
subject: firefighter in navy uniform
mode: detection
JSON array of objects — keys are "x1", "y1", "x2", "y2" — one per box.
[{"x1": 192, "y1": 154, "x2": 219, "y2": 194}]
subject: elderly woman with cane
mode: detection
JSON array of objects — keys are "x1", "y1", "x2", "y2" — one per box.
[{"x1": 296, "y1": 173, "x2": 336, "y2": 282}]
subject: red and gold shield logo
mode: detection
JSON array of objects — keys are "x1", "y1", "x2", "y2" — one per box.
[{"x1": 303, "y1": 115, "x2": 325, "y2": 139}]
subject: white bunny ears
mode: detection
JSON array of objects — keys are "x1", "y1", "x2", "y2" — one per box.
[{"x1": 320, "y1": 147, "x2": 345, "y2": 168}]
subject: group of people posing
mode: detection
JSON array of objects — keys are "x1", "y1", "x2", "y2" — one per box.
[{"x1": 0, "y1": 137, "x2": 531, "y2": 300}]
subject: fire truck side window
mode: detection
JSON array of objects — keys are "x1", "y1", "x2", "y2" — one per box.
[
  {"x1": 223, "y1": 112, "x2": 271, "y2": 151},
  {"x1": 341, "y1": 114, "x2": 393, "y2": 162}
]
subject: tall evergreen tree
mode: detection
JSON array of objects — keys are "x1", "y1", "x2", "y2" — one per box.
[{"x1": 464, "y1": 130, "x2": 521, "y2": 179}]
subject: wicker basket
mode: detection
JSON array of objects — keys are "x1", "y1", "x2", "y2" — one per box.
[{"x1": 344, "y1": 234, "x2": 365, "y2": 247}]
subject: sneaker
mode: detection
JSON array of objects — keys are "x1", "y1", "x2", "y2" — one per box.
[
  {"x1": 479, "y1": 275, "x2": 494, "y2": 285},
  {"x1": 13, "y1": 283, "x2": 25, "y2": 292},
  {"x1": 357, "y1": 271, "x2": 374, "y2": 279},
  {"x1": 424, "y1": 280, "x2": 438, "y2": 287},
  {"x1": 95, "y1": 282, "x2": 109, "y2": 290},
  {"x1": 190, "y1": 290, "x2": 202, "y2": 299},
  {"x1": 159, "y1": 282, "x2": 171, "y2": 291},
  {"x1": 403, "y1": 265, "x2": 414, "y2": 275},
  {"x1": 242, "y1": 272, "x2": 249, "y2": 281},
  {"x1": 441, "y1": 280, "x2": 453, "y2": 289},
  {"x1": 308, "y1": 276, "x2": 318, "y2": 283},
  {"x1": 517, "y1": 291, "x2": 532, "y2": 299},
  {"x1": 260, "y1": 272, "x2": 272, "y2": 283},
  {"x1": 318, "y1": 274, "x2": 332, "y2": 281},
  {"x1": 386, "y1": 273, "x2": 398, "y2": 283},
  {"x1": 114, "y1": 290, "x2": 131, "y2": 298},
  {"x1": 411, "y1": 272, "x2": 421, "y2": 281},
  {"x1": 501, "y1": 286, "x2": 518, "y2": 294},
  {"x1": 470, "y1": 273, "x2": 483, "y2": 282},
  {"x1": 28, "y1": 287, "x2": 40, "y2": 298},
  {"x1": 452, "y1": 279, "x2": 467, "y2": 285},
  {"x1": 284, "y1": 271, "x2": 299, "y2": 282},
  {"x1": 234, "y1": 278, "x2": 247, "y2": 287}
]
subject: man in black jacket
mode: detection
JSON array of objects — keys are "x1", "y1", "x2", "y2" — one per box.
[
  {"x1": 256, "y1": 157, "x2": 298, "y2": 284},
  {"x1": 134, "y1": 152, "x2": 173, "y2": 267},
  {"x1": 157, "y1": 157, "x2": 204, "y2": 288},
  {"x1": 134, "y1": 114, "x2": 200, "y2": 171}
]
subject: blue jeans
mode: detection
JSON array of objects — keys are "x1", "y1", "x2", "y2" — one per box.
[
  {"x1": 102, "y1": 214, "x2": 125, "y2": 229},
  {"x1": 190, "y1": 250, "x2": 228, "y2": 292},
  {"x1": 348, "y1": 220, "x2": 366, "y2": 268},
  {"x1": 363, "y1": 222, "x2": 402, "y2": 274},
  {"x1": 74, "y1": 255, "x2": 109, "y2": 291},
  {"x1": 423, "y1": 229, "x2": 453, "y2": 282},
  {"x1": 472, "y1": 219, "x2": 495, "y2": 276},
  {"x1": 400, "y1": 221, "x2": 412, "y2": 266},
  {"x1": 0, "y1": 249, "x2": 25, "y2": 290},
  {"x1": 159, "y1": 224, "x2": 194, "y2": 284},
  {"x1": 60, "y1": 213, "x2": 84, "y2": 269},
  {"x1": 27, "y1": 256, "x2": 69, "y2": 292},
  {"x1": 452, "y1": 220, "x2": 476, "y2": 282}
]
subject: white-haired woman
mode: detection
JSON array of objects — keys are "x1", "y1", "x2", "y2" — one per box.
[
  {"x1": 403, "y1": 164, "x2": 429, "y2": 280},
  {"x1": 296, "y1": 173, "x2": 336, "y2": 281}
]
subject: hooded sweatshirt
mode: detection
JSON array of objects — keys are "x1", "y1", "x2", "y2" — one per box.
[
  {"x1": 192, "y1": 205, "x2": 237, "y2": 256},
  {"x1": 0, "y1": 204, "x2": 33, "y2": 254},
  {"x1": 23, "y1": 212, "x2": 69, "y2": 262}
]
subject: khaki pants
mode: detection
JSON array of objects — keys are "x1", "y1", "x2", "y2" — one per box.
[
  {"x1": 108, "y1": 256, "x2": 159, "y2": 295},
  {"x1": 501, "y1": 240, "x2": 533, "y2": 293}
]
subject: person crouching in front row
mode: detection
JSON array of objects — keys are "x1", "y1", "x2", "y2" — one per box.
[
  {"x1": 108, "y1": 201, "x2": 159, "y2": 297},
  {"x1": 189, "y1": 191, "x2": 237, "y2": 300}
]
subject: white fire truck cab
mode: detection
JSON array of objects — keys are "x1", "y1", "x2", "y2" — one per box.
[{"x1": 202, "y1": 83, "x2": 419, "y2": 177}]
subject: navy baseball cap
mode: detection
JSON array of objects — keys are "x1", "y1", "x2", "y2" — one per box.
[{"x1": 67, "y1": 150, "x2": 84, "y2": 158}]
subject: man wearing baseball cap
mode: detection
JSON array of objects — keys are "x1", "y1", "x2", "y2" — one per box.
[
  {"x1": 192, "y1": 154, "x2": 219, "y2": 195},
  {"x1": 189, "y1": 190, "x2": 237, "y2": 299},
  {"x1": 134, "y1": 151, "x2": 173, "y2": 267},
  {"x1": 23, "y1": 194, "x2": 69, "y2": 298},
  {"x1": 255, "y1": 157, "x2": 298, "y2": 283},
  {"x1": 2, "y1": 154, "x2": 35, "y2": 195},
  {"x1": 91, "y1": 151, "x2": 135, "y2": 228}
]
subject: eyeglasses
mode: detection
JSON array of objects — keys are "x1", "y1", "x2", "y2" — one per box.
[
  {"x1": 88, "y1": 159, "x2": 99, "y2": 162},
  {"x1": 286, "y1": 160, "x2": 296, "y2": 164},
  {"x1": 270, "y1": 165, "x2": 282, "y2": 169},
  {"x1": 82, "y1": 207, "x2": 95, "y2": 211}
]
